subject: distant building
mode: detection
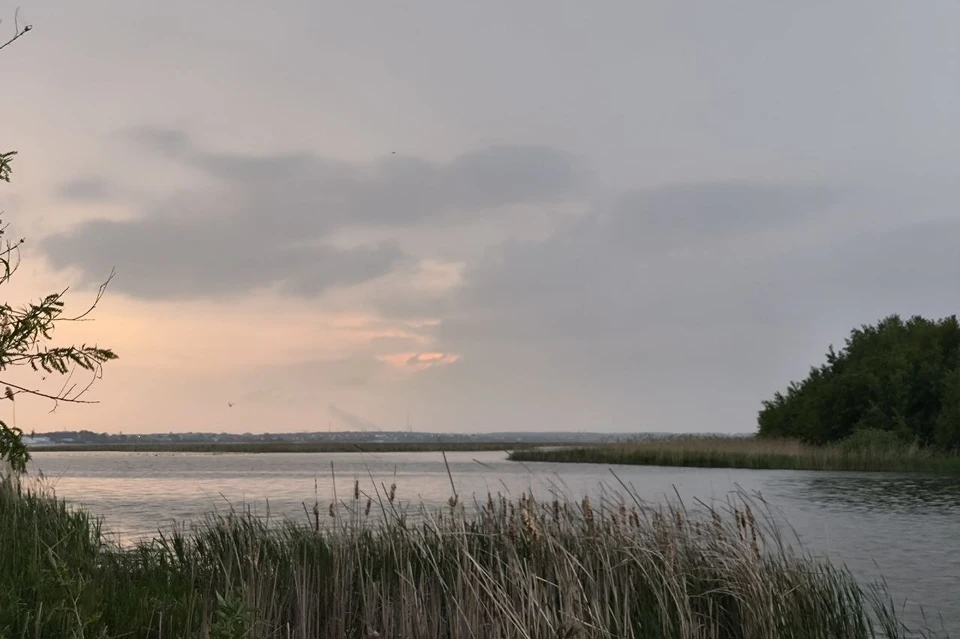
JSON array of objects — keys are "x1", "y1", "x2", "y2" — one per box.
[{"x1": 21, "y1": 436, "x2": 52, "y2": 446}]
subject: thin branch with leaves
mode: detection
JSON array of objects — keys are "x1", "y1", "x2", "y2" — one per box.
[{"x1": 0, "y1": 13, "x2": 117, "y2": 474}]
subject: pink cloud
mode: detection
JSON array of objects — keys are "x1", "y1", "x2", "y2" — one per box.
[{"x1": 378, "y1": 351, "x2": 461, "y2": 372}]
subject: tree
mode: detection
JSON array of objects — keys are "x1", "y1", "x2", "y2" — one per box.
[
  {"x1": 758, "y1": 314, "x2": 960, "y2": 449},
  {"x1": 934, "y1": 369, "x2": 960, "y2": 450},
  {"x1": 0, "y1": 18, "x2": 116, "y2": 475}
]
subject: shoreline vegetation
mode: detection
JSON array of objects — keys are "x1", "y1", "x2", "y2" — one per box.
[
  {"x1": 758, "y1": 315, "x2": 960, "y2": 450},
  {"x1": 0, "y1": 477, "x2": 938, "y2": 638},
  {"x1": 36, "y1": 434, "x2": 960, "y2": 475},
  {"x1": 508, "y1": 435, "x2": 960, "y2": 474},
  {"x1": 28, "y1": 440, "x2": 563, "y2": 454}
]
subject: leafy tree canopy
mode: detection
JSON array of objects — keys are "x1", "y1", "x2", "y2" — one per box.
[{"x1": 759, "y1": 314, "x2": 960, "y2": 449}]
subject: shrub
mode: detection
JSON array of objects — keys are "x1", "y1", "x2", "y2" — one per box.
[{"x1": 840, "y1": 428, "x2": 910, "y2": 454}]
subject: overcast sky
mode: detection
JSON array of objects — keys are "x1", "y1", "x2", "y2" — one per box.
[{"x1": 3, "y1": 1, "x2": 960, "y2": 434}]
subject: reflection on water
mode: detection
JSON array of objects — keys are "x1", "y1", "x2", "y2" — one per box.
[
  {"x1": 28, "y1": 451, "x2": 960, "y2": 636},
  {"x1": 786, "y1": 473, "x2": 960, "y2": 515}
]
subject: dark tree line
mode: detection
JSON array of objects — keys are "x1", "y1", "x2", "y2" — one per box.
[{"x1": 758, "y1": 315, "x2": 960, "y2": 449}]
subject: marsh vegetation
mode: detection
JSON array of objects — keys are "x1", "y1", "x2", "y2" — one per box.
[{"x1": 0, "y1": 475, "x2": 939, "y2": 638}]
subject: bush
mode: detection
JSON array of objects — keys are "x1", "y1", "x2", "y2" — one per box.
[{"x1": 839, "y1": 429, "x2": 910, "y2": 454}]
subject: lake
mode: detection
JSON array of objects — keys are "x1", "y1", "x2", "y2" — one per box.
[{"x1": 29, "y1": 450, "x2": 960, "y2": 635}]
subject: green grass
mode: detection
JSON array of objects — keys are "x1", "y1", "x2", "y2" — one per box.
[
  {"x1": 509, "y1": 436, "x2": 960, "y2": 474},
  {"x1": 29, "y1": 440, "x2": 556, "y2": 454},
  {"x1": 0, "y1": 475, "x2": 941, "y2": 638}
]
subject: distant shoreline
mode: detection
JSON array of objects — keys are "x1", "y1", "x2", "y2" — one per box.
[{"x1": 28, "y1": 441, "x2": 566, "y2": 454}]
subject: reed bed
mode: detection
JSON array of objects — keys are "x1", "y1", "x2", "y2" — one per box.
[
  {"x1": 0, "y1": 475, "x2": 938, "y2": 639},
  {"x1": 509, "y1": 437, "x2": 960, "y2": 474}
]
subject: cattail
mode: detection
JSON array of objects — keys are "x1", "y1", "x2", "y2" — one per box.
[
  {"x1": 745, "y1": 504, "x2": 757, "y2": 536},
  {"x1": 521, "y1": 505, "x2": 540, "y2": 540},
  {"x1": 354, "y1": 480, "x2": 360, "y2": 501},
  {"x1": 552, "y1": 499, "x2": 560, "y2": 522},
  {"x1": 745, "y1": 505, "x2": 759, "y2": 556},
  {"x1": 328, "y1": 502, "x2": 336, "y2": 518},
  {"x1": 582, "y1": 496, "x2": 594, "y2": 526},
  {"x1": 448, "y1": 494, "x2": 458, "y2": 508},
  {"x1": 365, "y1": 498, "x2": 372, "y2": 517},
  {"x1": 388, "y1": 483, "x2": 397, "y2": 504}
]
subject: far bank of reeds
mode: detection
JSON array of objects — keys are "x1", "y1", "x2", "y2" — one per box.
[
  {"x1": 508, "y1": 435, "x2": 960, "y2": 474},
  {"x1": 28, "y1": 440, "x2": 551, "y2": 454},
  {"x1": 0, "y1": 474, "x2": 940, "y2": 638}
]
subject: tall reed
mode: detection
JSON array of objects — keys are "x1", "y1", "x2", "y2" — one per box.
[
  {"x1": 509, "y1": 437, "x2": 960, "y2": 474},
  {"x1": 0, "y1": 475, "x2": 939, "y2": 638}
]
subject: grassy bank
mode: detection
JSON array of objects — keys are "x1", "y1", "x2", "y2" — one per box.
[
  {"x1": 29, "y1": 440, "x2": 556, "y2": 454},
  {"x1": 0, "y1": 477, "x2": 936, "y2": 638},
  {"x1": 509, "y1": 436, "x2": 960, "y2": 474}
]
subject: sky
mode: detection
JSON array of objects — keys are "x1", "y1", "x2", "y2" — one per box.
[{"x1": 2, "y1": 1, "x2": 960, "y2": 435}]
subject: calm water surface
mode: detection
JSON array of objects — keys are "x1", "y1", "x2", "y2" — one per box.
[{"x1": 29, "y1": 451, "x2": 960, "y2": 635}]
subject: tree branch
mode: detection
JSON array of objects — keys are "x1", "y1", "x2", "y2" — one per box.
[
  {"x1": 66, "y1": 269, "x2": 115, "y2": 321},
  {"x1": 0, "y1": 379, "x2": 99, "y2": 405},
  {"x1": 0, "y1": 10, "x2": 31, "y2": 53}
]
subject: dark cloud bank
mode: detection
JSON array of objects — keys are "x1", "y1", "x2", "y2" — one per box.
[{"x1": 45, "y1": 127, "x2": 583, "y2": 298}]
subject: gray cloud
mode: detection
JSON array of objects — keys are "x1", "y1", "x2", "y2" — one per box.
[
  {"x1": 287, "y1": 355, "x2": 386, "y2": 389},
  {"x1": 606, "y1": 183, "x2": 841, "y2": 250},
  {"x1": 770, "y1": 218, "x2": 960, "y2": 318},
  {"x1": 43, "y1": 215, "x2": 406, "y2": 299},
  {"x1": 44, "y1": 129, "x2": 586, "y2": 298},
  {"x1": 125, "y1": 127, "x2": 192, "y2": 156},
  {"x1": 57, "y1": 177, "x2": 112, "y2": 202},
  {"x1": 389, "y1": 182, "x2": 960, "y2": 431},
  {"x1": 328, "y1": 404, "x2": 382, "y2": 432},
  {"x1": 368, "y1": 335, "x2": 423, "y2": 351},
  {"x1": 416, "y1": 182, "x2": 844, "y2": 343}
]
